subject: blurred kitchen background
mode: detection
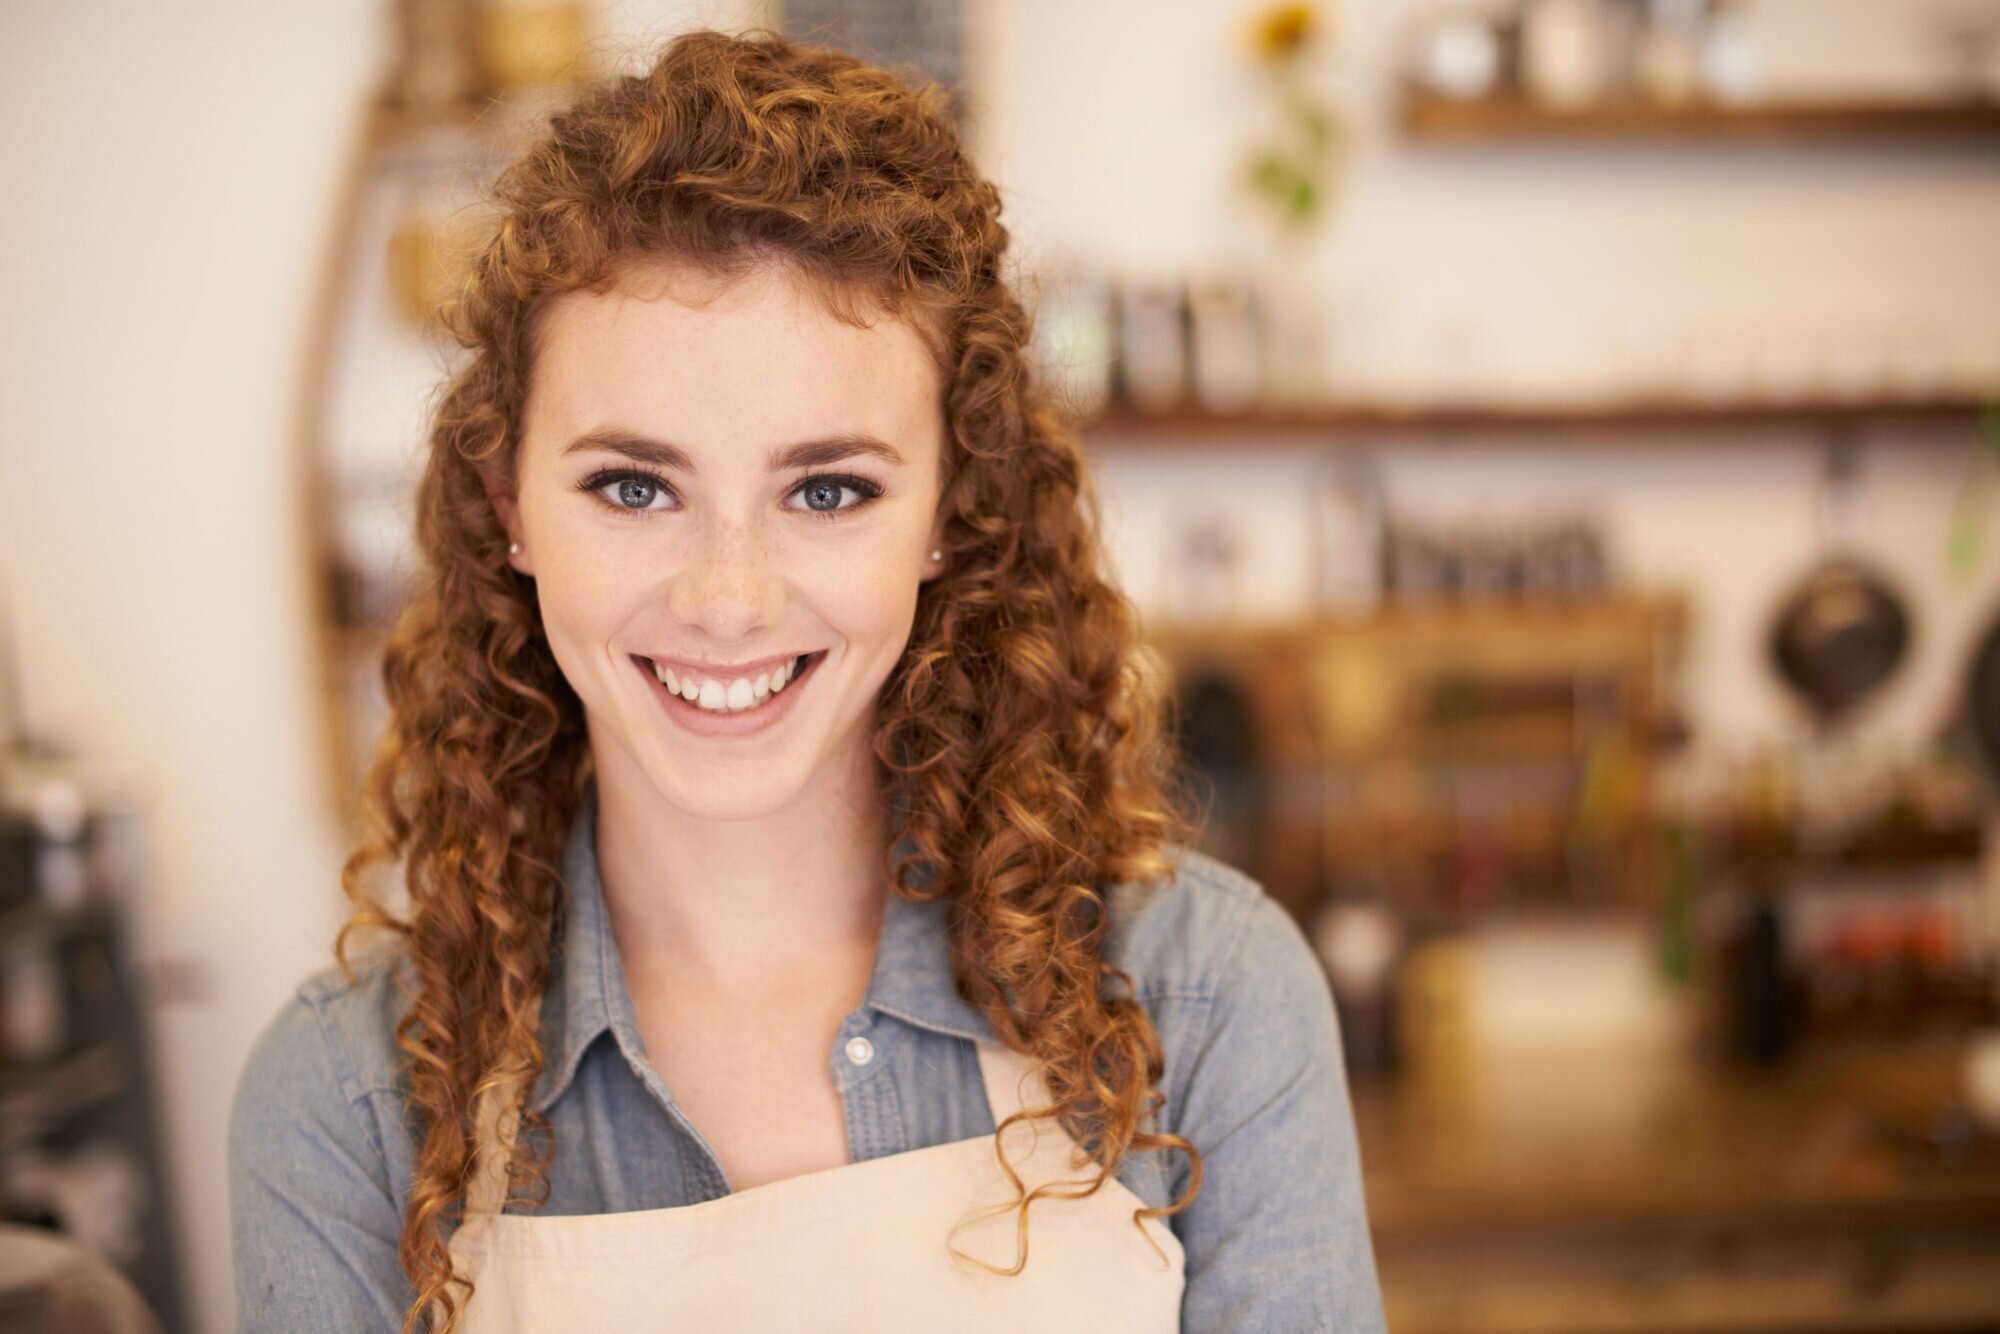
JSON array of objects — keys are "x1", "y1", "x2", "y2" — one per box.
[{"x1": 4, "y1": 0, "x2": 2000, "y2": 1329}]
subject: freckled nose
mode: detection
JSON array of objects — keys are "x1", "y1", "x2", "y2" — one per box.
[{"x1": 666, "y1": 518, "x2": 783, "y2": 642}]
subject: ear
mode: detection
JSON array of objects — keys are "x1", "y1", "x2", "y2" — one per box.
[
  {"x1": 479, "y1": 463, "x2": 535, "y2": 577},
  {"x1": 920, "y1": 499, "x2": 951, "y2": 583}
]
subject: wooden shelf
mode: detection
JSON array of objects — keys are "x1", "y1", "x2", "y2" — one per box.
[
  {"x1": 1145, "y1": 593, "x2": 1681, "y2": 639},
  {"x1": 1081, "y1": 397, "x2": 1989, "y2": 447},
  {"x1": 1151, "y1": 595, "x2": 1678, "y2": 919},
  {"x1": 1146, "y1": 597, "x2": 1689, "y2": 671},
  {"x1": 1399, "y1": 88, "x2": 2000, "y2": 145}
]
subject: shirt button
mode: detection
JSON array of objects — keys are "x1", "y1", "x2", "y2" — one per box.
[{"x1": 844, "y1": 1036, "x2": 875, "y2": 1066}]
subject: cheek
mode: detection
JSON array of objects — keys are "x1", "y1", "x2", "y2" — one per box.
[
  {"x1": 529, "y1": 538, "x2": 646, "y2": 660},
  {"x1": 800, "y1": 540, "x2": 922, "y2": 650}
]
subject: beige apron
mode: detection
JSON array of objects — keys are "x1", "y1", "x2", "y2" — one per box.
[{"x1": 444, "y1": 1040, "x2": 1185, "y2": 1331}]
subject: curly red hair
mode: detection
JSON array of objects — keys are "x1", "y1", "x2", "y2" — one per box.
[{"x1": 332, "y1": 27, "x2": 1201, "y2": 1332}]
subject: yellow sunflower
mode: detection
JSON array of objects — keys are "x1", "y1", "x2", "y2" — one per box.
[{"x1": 1252, "y1": 3, "x2": 1320, "y2": 63}]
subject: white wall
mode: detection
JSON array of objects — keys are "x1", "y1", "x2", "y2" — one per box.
[
  {"x1": 0, "y1": 3, "x2": 381, "y2": 1330},
  {"x1": 0, "y1": 1, "x2": 1995, "y2": 1330},
  {"x1": 970, "y1": 0, "x2": 2000, "y2": 801}
]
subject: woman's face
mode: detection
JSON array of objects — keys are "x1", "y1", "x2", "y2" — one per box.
[{"x1": 493, "y1": 257, "x2": 947, "y2": 822}]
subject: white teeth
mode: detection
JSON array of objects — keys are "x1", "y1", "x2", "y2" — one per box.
[
  {"x1": 652, "y1": 656, "x2": 808, "y2": 714},
  {"x1": 656, "y1": 660, "x2": 812, "y2": 716}
]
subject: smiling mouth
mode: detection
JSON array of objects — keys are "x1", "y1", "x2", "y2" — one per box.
[{"x1": 634, "y1": 650, "x2": 826, "y2": 715}]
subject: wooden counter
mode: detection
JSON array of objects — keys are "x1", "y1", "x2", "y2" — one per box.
[{"x1": 1352, "y1": 1033, "x2": 2000, "y2": 1331}]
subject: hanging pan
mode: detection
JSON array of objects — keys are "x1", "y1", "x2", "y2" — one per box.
[{"x1": 1767, "y1": 434, "x2": 1911, "y2": 724}]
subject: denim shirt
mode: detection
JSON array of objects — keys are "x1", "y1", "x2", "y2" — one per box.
[{"x1": 228, "y1": 788, "x2": 1386, "y2": 1331}]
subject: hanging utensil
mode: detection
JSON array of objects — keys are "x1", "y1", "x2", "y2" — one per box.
[{"x1": 1767, "y1": 431, "x2": 1912, "y2": 724}]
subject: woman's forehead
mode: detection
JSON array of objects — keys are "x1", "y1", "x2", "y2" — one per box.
[{"x1": 523, "y1": 258, "x2": 944, "y2": 464}]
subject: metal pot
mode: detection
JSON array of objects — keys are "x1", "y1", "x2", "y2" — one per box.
[
  {"x1": 1768, "y1": 556, "x2": 1911, "y2": 722},
  {"x1": 1767, "y1": 437, "x2": 1911, "y2": 723}
]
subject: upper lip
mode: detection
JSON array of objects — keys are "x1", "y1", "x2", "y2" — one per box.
[{"x1": 640, "y1": 650, "x2": 812, "y2": 681}]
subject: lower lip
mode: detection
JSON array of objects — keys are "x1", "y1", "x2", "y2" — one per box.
[{"x1": 634, "y1": 651, "x2": 825, "y2": 739}]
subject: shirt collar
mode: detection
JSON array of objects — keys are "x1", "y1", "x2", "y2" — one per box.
[{"x1": 530, "y1": 783, "x2": 992, "y2": 1114}]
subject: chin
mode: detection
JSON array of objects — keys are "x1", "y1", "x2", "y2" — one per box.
[
  {"x1": 653, "y1": 775, "x2": 804, "y2": 823},
  {"x1": 640, "y1": 749, "x2": 818, "y2": 822}
]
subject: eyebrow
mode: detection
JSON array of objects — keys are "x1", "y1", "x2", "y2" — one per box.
[{"x1": 560, "y1": 428, "x2": 907, "y2": 471}]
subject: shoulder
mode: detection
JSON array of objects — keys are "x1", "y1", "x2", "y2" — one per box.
[
  {"x1": 231, "y1": 946, "x2": 414, "y2": 1133},
  {"x1": 1103, "y1": 847, "x2": 1323, "y2": 1014},
  {"x1": 229, "y1": 952, "x2": 422, "y2": 1329},
  {"x1": 1108, "y1": 862, "x2": 1381, "y2": 1331},
  {"x1": 1100, "y1": 848, "x2": 1342, "y2": 1184}
]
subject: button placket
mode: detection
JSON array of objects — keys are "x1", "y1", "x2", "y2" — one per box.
[
  {"x1": 833, "y1": 1014, "x2": 906, "y2": 1162},
  {"x1": 832, "y1": 1009, "x2": 895, "y2": 1098}
]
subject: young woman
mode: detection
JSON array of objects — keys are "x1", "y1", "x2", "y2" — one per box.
[{"x1": 229, "y1": 28, "x2": 1384, "y2": 1333}]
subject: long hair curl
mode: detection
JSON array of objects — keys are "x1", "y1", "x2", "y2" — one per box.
[{"x1": 331, "y1": 28, "x2": 1201, "y2": 1332}]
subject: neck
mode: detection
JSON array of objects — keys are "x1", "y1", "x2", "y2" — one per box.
[{"x1": 591, "y1": 738, "x2": 892, "y2": 1004}]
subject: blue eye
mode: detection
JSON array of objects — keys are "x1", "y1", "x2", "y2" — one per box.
[
  {"x1": 577, "y1": 468, "x2": 674, "y2": 514},
  {"x1": 787, "y1": 474, "x2": 884, "y2": 518},
  {"x1": 612, "y1": 477, "x2": 662, "y2": 509},
  {"x1": 799, "y1": 480, "x2": 843, "y2": 510}
]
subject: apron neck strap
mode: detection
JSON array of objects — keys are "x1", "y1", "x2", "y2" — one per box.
[
  {"x1": 464, "y1": 1076, "x2": 526, "y2": 1219},
  {"x1": 973, "y1": 1039, "x2": 1053, "y2": 1127}
]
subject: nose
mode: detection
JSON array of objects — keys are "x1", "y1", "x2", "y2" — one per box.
[{"x1": 664, "y1": 511, "x2": 785, "y2": 645}]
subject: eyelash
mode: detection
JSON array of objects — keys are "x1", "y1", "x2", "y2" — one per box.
[{"x1": 574, "y1": 467, "x2": 885, "y2": 521}]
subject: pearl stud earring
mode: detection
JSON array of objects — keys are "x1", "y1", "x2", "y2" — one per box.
[
  {"x1": 930, "y1": 548, "x2": 942, "y2": 562},
  {"x1": 509, "y1": 542, "x2": 521, "y2": 555}
]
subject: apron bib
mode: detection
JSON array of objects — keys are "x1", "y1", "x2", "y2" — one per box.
[{"x1": 443, "y1": 1039, "x2": 1186, "y2": 1331}]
